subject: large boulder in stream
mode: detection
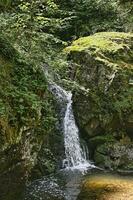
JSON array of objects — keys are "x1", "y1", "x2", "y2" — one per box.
[{"x1": 65, "y1": 32, "x2": 133, "y2": 171}]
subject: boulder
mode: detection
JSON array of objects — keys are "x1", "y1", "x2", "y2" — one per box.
[{"x1": 65, "y1": 32, "x2": 133, "y2": 170}]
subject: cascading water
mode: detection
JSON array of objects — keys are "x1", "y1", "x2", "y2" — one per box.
[
  {"x1": 49, "y1": 82, "x2": 93, "y2": 171},
  {"x1": 24, "y1": 82, "x2": 95, "y2": 200},
  {"x1": 63, "y1": 92, "x2": 89, "y2": 169}
]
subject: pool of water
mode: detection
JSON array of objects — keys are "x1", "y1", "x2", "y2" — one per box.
[
  {"x1": 24, "y1": 168, "x2": 133, "y2": 200},
  {"x1": 77, "y1": 171, "x2": 133, "y2": 200}
]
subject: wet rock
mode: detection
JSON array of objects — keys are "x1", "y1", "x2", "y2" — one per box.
[{"x1": 94, "y1": 143, "x2": 133, "y2": 170}]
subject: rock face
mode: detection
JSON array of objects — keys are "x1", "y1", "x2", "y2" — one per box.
[
  {"x1": 65, "y1": 32, "x2": 133, "y2": 171},
  {"x1": 0, "y1": 35, "x2": 63, "y2": 200}
]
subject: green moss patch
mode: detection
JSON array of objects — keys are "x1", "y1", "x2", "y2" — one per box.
[{"x1": 65, "y1": 32, "x2": 133, "y2": 55}]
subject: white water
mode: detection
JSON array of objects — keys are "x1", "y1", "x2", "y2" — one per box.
[{"x1": 49, "y1": 82, "x2": 93, "y2": 171}]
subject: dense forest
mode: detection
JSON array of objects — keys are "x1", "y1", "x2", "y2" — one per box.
[{"x1": 0, "y1": 0, "x2": 133, "y2": 200}]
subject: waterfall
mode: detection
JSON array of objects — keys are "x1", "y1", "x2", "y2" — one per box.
[
  {"x1": 63, "y1": 91, "x2": 88, "y2": 168},
  {"x1": 49, "y1": 82, "x2": 93, "y2": 171}
]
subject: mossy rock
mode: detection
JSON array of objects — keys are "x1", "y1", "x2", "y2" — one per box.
[
  {"x1": 89, "y1": 135, "x2": 115, "y2": 147},
  {"x1": 94, "y1": 142, "x2": 133, "y2": 170},
  {"x1": 66, "y1": 32, "x2": 133, "y2": 55},
  {"x1": 65, "y1": 31, "x2": 133, "y2": 135},
  {"x1": 65, "y1": 32, "x2": 133, "y2": 170}
]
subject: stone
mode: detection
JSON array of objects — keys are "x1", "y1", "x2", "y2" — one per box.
[{"x1": 65, "y1": 32, "x2": 133, "y2": 170}]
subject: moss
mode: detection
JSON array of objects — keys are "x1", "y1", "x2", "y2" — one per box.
[
  {"x1": 65, "y1": 32, "x2": 133, "y2": 54},
  {"x1": 89, "y1": 135, "x2": 115, "y2": 147}
]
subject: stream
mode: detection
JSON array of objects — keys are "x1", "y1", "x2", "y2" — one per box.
[
  {"x1": 24, "y1": 169, "x2": 133, "y2": 200},
  {"x1": 24, "y1": 82, "x2": 133, "y2": 200},
  {"x1": 24, "y1": 82, "x2": 95, "y2": 200},
  {"x1": 24, "y1": 168, "x2": 96, "y2": 200}
]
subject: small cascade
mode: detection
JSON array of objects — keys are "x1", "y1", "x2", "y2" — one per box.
[
  {"x1": 62, "y1": 91, "x2": 89, "y2": 169},
  {"x1": 49, "y1": 82, "x2": 93, "y2": 171}
]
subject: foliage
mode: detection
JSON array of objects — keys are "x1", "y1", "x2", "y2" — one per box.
[
  {"x1": 0, "y1": 0, "x2": 11, "y2": 7},
  {"x1": 0, "y1": 34, "x2": 57, "y2": 150},
  {"x1": 0, "y1": 0, "x2": 67, "y2": 77},
  {"x1": 59, "y1": 0, "x2": 121, "y2": 38},
  {"x1": 0, "y1": 0, "x2": 132, "y2": 81},
  {"x1": 118, "y1": 0, "x2": 133, "y2": 32}
]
